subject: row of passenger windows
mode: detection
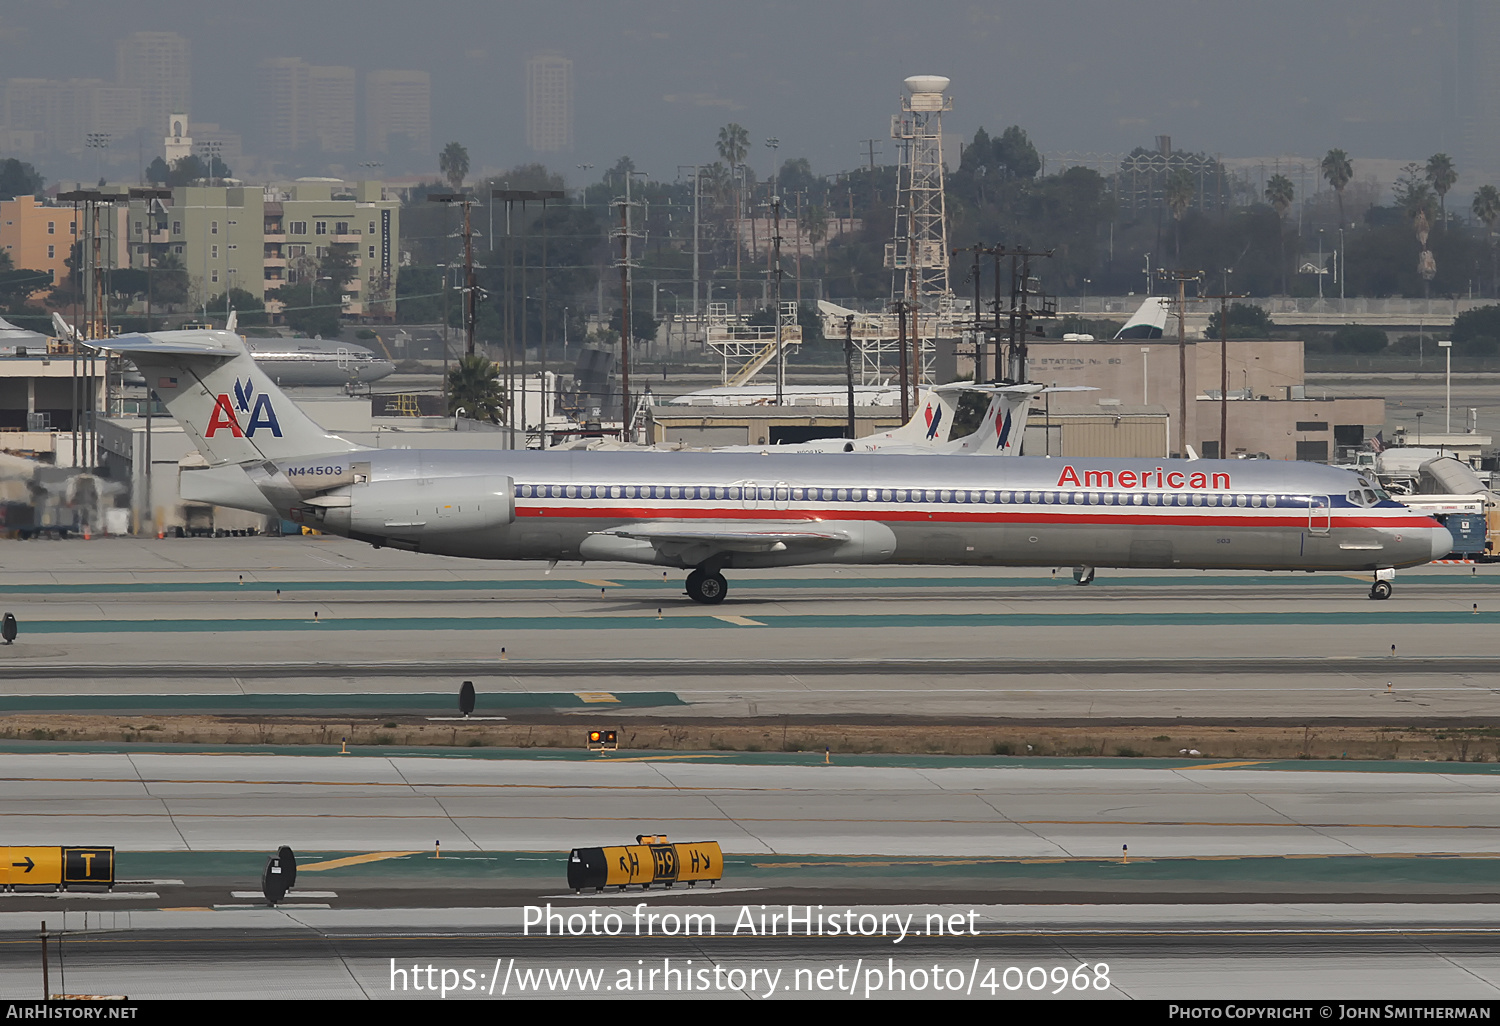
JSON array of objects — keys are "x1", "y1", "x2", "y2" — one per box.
[{"x1": 515, "y1": 483, "x2": 1304, "y2": 509}]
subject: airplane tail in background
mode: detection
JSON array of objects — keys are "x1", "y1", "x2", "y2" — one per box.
[
  {"x1": 87, "y1": 329, "x2": 365, "y2": 466},
  {"x1": 1113, "y1": 296, "x2": 1170, "y2": 339},
  {"x1": 860, "y1": 382, "x2": 1095, "y2": 454}
]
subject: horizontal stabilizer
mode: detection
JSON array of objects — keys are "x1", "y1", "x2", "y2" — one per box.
[{"x1": 85, "y1": 331, "x2": 242, "y2": 357}]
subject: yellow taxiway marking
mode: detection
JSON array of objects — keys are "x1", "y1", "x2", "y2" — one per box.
[
  {"x1": 1185, "y1": 761, "x2": 1268, "y2": 770},
  {"x1": 576, "y1": 692, "x2": 619, "y2": 703},
  {"x1": 579, "y1": 580, "x2": 621, "y2": 588},
  {"x1": 298, "y1": 851, "x2": 420, "y2": 873},
  {"x1": 713, "y1": 615, "x2": 766, "y2": 626}
]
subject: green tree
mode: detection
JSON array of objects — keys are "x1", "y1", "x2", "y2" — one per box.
[
  {"x1": 151, "y1": 253, "x2": 191, "y2": 308},
  {"x1": 1321, "y1": 149, "x2": 1353, "y2": 227},
  {"x1": 439, "y1": 142, "x2": 470, "y2": 192},
  {"x1": 1206, "y1": 302, "x2": 1274, "y2": 339},
  {"x1": 205, "y1": 287, "x2": 267, "y2": 326},
  {"x1": 0, "y1": 266, "x2": 51, "y2": 316},
  {"x1": 1426, "y1": 153, "x2": 1458, "y2": 232},
  {"x1": 0, "y1": 158, "x2": 44, "y2": 200},
  {"x1": 446, "y1": 354, "x2": 505, "y2": 422},
  {"x1": 1472, "y1": 184, "x2": 1500, "y2": 296},
  {"x1": 1394, "y1": 163, "x2": 1436, "y2": 224},
  {"x1": 1449, "y1": 304, "x2": 1500, "y2": 356},
  {"x1": 993, "y1": 126, "x2": 1041, "y2": 180}
]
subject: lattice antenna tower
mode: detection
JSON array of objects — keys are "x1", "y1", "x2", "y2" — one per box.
[{"x1": 887, "y1": 75, "x2": 953, "y2": 302}]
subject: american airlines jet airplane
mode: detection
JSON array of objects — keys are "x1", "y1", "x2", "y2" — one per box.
[{"x1": 92, "y1": 328, "x2": 1448, "y2": 605}]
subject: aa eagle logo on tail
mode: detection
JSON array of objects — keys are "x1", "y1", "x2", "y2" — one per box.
[{"x1": 206, "y1": 376, "x2": 283, "y2": 438}]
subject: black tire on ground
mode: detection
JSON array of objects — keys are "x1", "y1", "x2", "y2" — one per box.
[
  {"x1": 686, "y1": 571, "x2": 728, "y2": 605},
  {"x1": 1370, "y1": 580, "x2": 1393, "y2": 600}
]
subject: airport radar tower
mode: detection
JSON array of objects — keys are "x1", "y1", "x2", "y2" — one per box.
[{"x1": 888, "y1": 75, "x2": 952, "y2": 304}]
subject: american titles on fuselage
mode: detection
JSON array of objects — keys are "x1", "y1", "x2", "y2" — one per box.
[{"x1": 1056, "y1": 465, "x2": 1229, "y2": 491}]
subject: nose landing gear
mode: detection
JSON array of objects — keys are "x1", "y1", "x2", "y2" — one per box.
[
  {"x1": 1369, "y1": 568, "x2": 1395, "y2": 600},
  {"x1": 686, "y1": 568, "x2": 729, "y2": 604}
]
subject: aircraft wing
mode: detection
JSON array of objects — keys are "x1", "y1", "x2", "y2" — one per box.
[{"x1": 594, "y1": 520, "x2": 850, "y2": 552}]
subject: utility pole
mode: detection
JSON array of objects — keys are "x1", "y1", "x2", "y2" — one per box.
[
  {"x1": 677, "y1": 165, "x2": 703, "y2": 326},
  {"x1": 892, "y1": 298, "x2": 912, "y2": 421},
  {"x1": 494, "y1": 189, "x2": 565, "y2": 446},
  {"x1": 953, "y1": 243, "x2": 1008, "y2": 381},
  {"x1": 426, "y1": 194, "x2": 480, "y2": 361},
  {"x1": 771, "y1": 193, "x2": 785, "y2": 405},
  {"x1": 611, "y1": 172, "x2": 645, "y2": 439},
  {"x1": 1199, "y1": 282, "x2": 1245, "y2": 458},
  {"x1": 861, "y1": 139, "x2": 880, "y2": 172},
  {"x1": 843, "y1": 314, "x2": 857, "y2": 439},
  {"x1": 1158, "y1": 268, "x2": 1204, "y2": 457},
  {"x1": 999, "y1": 247, "x2": 1056, "y2": 384}
]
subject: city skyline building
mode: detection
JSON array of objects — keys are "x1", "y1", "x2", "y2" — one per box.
[
  {"x1": 114, "y1": 31, "x2": 191, "y2": 131},
  {"x1": 365, "y1": 70, "x2": 431, "y2": 158},
  {"x1": 525, "y1": 53, "x2": 573, "y2": 153},
  {"x1": 258, "y1": 58, "x2": 355, "y2": 154}
]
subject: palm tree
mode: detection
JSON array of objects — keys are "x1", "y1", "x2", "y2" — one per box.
[
  {"x1": 1321, "y1": 149, "x2": 1353, "y2": 227},
  {"x1": 717, "y1": 125, "x2": 750, "y2": 309},
  {"x1": 439, "y1": 142, "x2": 470, "y2": 192},
  {"x1": 715, "y1": 123, "x2": 749, "y2": 172},
  {"x1": 446, "y1": 354, "x2": 505, "y2": 422},
  {"x1": 1473, "y1": 184, "x2": 1500, "y2": 296},
  {"x1": 799, "y1": 204, "x2": 830, "y2": 258},
  {"x1": 1426, "y1": 153, "x2": 1458, "y2": 233},
  {"x1": 1165, "y1": 168, "x2": 1194, "y2": 265},
  {"x1": 1266, "y1": 174, "x2": 1295, "y2": 295}
]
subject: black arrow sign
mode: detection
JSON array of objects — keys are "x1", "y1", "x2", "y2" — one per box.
[{"x1": 12, "y1": 857, "x2": 33, "y2": 872}]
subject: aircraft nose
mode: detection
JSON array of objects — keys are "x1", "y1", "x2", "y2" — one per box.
[{"x1": 1430, "y1": 520, "x2": 1455, "y2": 561}]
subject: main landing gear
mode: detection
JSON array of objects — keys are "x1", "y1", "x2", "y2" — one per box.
[
  {"x1": 1369, "y1": 568, "x2": 1395, "y2": 601},
  {"x1": 686, "y1": 568, "x2": 729, "y2": 605},
  {"x1": 1072, "y1": 565, "x2": 1096, "y2": 586}
]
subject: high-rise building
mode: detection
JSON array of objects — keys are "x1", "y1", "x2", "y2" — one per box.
[
  {"x1": 307, "y1": 65, "x2": 356, "y2": 153},
  {"x1": 258, "y1": 58, "x2": 355, "y2": 154},
  {"x1": 115, "y1": 31, "x2": 190, "y2": 130},
  {"x1": 1, "y1": 77, "x2": 143, "y2": 156},
  {"x1": 365, "y1": 70, "x2": 430, "y2": 157},
  {"x1": 259, "y1": 57, "x2": 310, "y2": 152},
  {"x1": 525, "y1": 54, "x2": 573, "y2": 153}
]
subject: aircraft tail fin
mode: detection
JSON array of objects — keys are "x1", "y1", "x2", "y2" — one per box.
[
  {"x1": 87, "y1": 329, "x2": 366, "y2": 466},
  {"x1": 1113, "y1": 297, "x2": 1169, "y2": 339}
]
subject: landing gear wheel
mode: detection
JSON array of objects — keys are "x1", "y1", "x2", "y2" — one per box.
[
  {"x1": 1370, "y1": 580, "x2": 1393, "y2": 600},
  {"x1": 1073, "y1": 565, "x2": 1095, "y2": 586},
  {"x1": 686, "y1": 570, "x2": 728, "y2": 605}
]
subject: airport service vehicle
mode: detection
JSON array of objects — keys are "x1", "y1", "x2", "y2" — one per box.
[{"x1": 91, "y1": 328, "x2": 1449, "y2": 604}]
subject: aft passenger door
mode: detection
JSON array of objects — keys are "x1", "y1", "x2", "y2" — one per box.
[{"x1": 1308, "y1": 495, "x2": 1331, "y2": 536}]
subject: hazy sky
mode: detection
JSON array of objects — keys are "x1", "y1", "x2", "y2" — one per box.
[{"x1": 0, "y1": 0, "x2": 1472, "y2": 185}]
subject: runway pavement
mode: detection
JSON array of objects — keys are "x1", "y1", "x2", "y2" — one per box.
[
  {"x1": 2, "y1": 536, "x2": 1499, "y2": 721},
  {"x1": 5, "y1": 907, "x2": 1500, "y2": 999},
  {"x1": 0, "y1": 720, "x2": 1494, "y2": 997}
]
